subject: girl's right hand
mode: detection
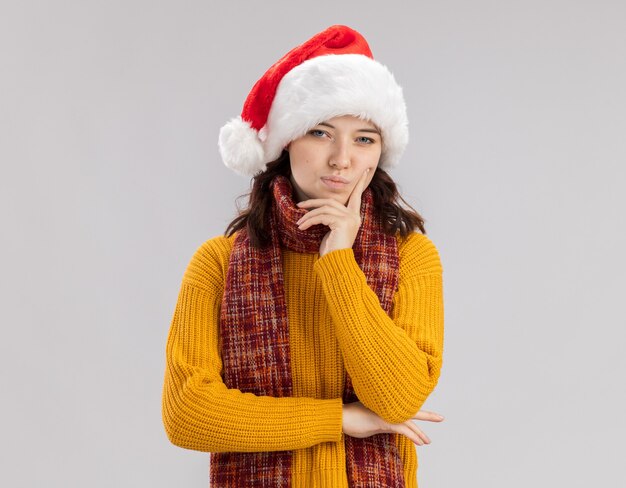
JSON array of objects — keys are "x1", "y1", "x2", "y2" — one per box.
[{"x1": 341, "y1": 401, "x2": 445, "y2": 446}]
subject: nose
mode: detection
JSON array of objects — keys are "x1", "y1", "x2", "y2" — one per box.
[{"x1": 329, "y1": 139, "x2": 351, "y2": 169}]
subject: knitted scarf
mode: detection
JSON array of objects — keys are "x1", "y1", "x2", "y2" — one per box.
[{"x1": 210, "y1": 175, "x2": 404, "y2": 487}]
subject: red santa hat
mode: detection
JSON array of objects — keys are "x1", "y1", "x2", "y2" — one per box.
[{"x1": 218, "y1": 25, "x2": 409, "y2": 177}]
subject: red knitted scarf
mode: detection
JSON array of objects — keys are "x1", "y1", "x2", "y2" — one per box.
[{"x1": 211, "y1": 175, "x2": 405, "y2": 487}]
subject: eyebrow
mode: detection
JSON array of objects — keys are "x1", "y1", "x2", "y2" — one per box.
[{"x1": 318, "y1": 122, "x2": 381, "y2": 135}]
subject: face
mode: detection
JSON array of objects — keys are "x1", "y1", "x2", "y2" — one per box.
[{"x1": 285, "y1": 115, "x2": 382, "y2": 205}]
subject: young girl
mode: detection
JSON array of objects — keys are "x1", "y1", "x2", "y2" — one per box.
[{"x1": 162, "y1": 24, "x2": 445, "y2": 487}]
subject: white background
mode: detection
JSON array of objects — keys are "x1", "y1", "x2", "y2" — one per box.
[{"x1": 1, "y1": 1, "x2": 625, "y2": 486}]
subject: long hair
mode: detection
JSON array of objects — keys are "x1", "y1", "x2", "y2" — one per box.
[{"x1": 224, "y1": 151, "x2": 427, "y2": 248}]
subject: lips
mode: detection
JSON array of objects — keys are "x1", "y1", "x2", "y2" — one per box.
[
  {"x1": 321, "y1": 176, "x2": 350, "y2": 190},
  {"x1": 321, "y1": 175, "x2": 349, "y2": 184}
]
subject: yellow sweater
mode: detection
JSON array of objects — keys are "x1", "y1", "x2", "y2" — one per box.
[{"x1": 162, "y1": 230, "x2": 444, "y2": 487}]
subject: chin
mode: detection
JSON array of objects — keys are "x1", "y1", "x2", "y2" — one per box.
[
  {"x1": 306, "y1": 184, "x2": 349, "y2": 204},
  {"x1": 331, "y1": 194, "x2": 349, "y2": 205}
]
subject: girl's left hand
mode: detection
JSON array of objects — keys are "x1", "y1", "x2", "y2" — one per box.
[
  {"x1": 296, "y1": 168, "x2": 371, "y2": 257},
  {"x1": 342, "y1": 400, "x2": 444, "y2": 446}
]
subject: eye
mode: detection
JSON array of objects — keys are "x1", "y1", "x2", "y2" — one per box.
[
  {"x1": 356, "y1": 136, "x2": 375, "y2": 144},
  {"x1": 308, "y1": 129, "x2": 327, "y2": 138}
]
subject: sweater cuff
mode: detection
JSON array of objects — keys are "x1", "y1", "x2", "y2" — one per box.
[
  {"x1": 309, "y1": 398, "x2": 344, "y2": 444},
  {"x1": 313, "y1": 248, "x2": 364, "y2": 283}
]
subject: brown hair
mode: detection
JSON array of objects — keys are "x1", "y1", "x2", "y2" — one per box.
[{"x1": 224, "y1": 151, "x2": 427, "y2": 248}]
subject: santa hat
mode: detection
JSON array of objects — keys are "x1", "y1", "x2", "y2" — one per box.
[{"x1": 218, "y1": 25, "x2": 409, "y2": 177}]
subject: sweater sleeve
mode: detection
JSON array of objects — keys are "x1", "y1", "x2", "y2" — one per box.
[
  {"x1": 161, "y1": 236, "x2": 343, "y2": 453},
  {"x1": 313, "y1": 232, "x2": 444, "y2": 424}
]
